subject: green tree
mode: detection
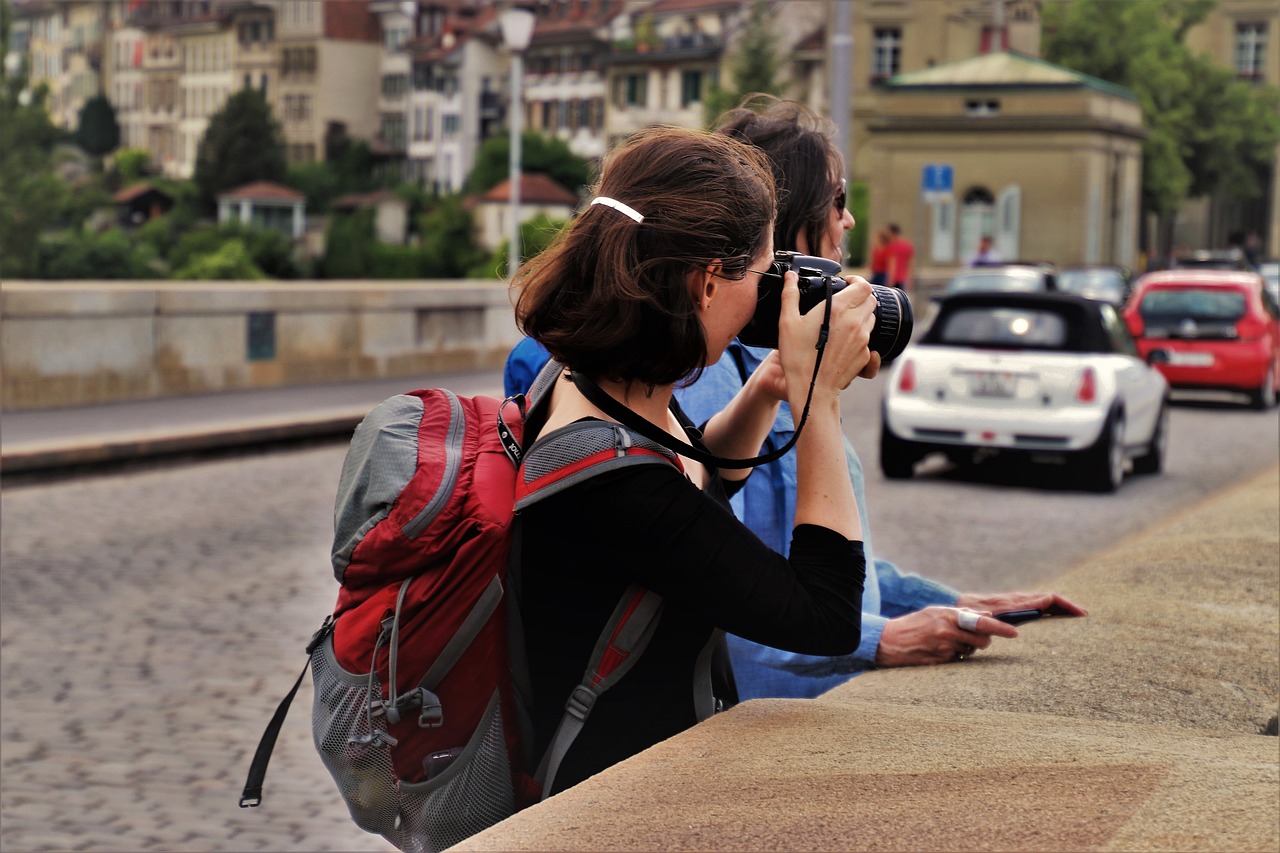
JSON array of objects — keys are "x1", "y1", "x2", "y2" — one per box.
[
  {"x1": 1, "y1": 0, "x2": 70, "y2": 279},
  {"x1": 112, "y1": 147, "x2": 152, "y2": 182},
  {"x1": 193, "y1": 88, "x2": 286, "y2": 209},
  {"x1": 320, "y1": 208, "x2": 376, "y2": 278},
  {"x1": 167, "y1": 222, "x2": 299, "y2": 279},
  {"x1": 1043, "y1": 0, "x2": 1280, "y2": 250},
  {"x1": 471, "y1": 213, "x2": 568, "y2": 278},
  {"x1": 74, "y1": 93, "x2": 120, "y2": 158},
  {"x1": 420, "y1": 195, "x2": 486, "y2": 278},
  {"x1": 463, "y1": 132, "x2": 591, "y2": 196},
  {"x1": 703, "y1": 0, "x2": 783, "y2": 126}
]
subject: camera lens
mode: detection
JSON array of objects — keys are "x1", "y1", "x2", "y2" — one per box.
[
  {"x1": 867, "y1": 284, "x2": 911, "y2": 363},
  {"x1": 736, "y1": 253, "x2": 914, "y2": 363}
]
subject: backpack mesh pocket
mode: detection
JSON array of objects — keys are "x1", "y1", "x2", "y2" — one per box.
[
  {"x1": 395, "y1": 691, "x2": 515, "y2": 853},
  {"x1": 310, "y1": 637, "x2": 515, "y2": 853},
  {"x1": 310, "y1": 637, "x2": 400, "y2": 836}
]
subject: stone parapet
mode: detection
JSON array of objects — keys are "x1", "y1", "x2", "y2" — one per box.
[
  {"x1": 456, "y1": 466, "x2": 1280, "y2": 852},
  {"x1": 0, "y1": 280, "x2": 520, "y2": 411}
]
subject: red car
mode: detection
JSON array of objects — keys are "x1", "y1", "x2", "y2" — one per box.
[{"x1": 1123, "y1": 270, "x2": 1280, "y2": 409}]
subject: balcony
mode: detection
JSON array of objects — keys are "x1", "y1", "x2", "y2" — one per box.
[{"x1": 607, "y1": 32, "x2": 723, "y2": 64}]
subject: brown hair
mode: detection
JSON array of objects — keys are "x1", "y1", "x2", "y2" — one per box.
[
  {"x1": 714, "y1": 95, "x2": 844, "y2": 256},
  {"x1": 514, "y1": 126, "x2": 776, "y2": 387}
]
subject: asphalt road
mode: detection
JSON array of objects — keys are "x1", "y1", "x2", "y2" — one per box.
[
  {"x1": 837, "y1": 371, "x2": 1280, "y2": 593},
  {"x1": 0, "y1": 371, "x2": 1276, "y2": 853}
]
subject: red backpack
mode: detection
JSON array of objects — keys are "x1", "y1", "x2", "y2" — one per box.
[{"x1": 240, "y1": 363, "x2": 678, "y2": 852}]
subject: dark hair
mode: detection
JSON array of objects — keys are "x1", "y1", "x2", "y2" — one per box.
[
  {"x1": 714, "y1": 94, "x2": 843, "y2": 255},
  {"x1": 515, "y1": 126, "x2": 776, "y2": 387}
]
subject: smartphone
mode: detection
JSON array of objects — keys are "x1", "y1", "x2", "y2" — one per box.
[{"x1": 994, "y1": 608, "x2": 1043, "y2": 626}]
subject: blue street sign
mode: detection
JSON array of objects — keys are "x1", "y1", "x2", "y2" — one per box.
[{"x1": 922, "y1": 164, "x2": 953, "y2": 194}]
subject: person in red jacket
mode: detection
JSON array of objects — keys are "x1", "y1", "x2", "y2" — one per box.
[
  {"x1": 886, "y1": 223, "x2": 914, "y2": 290},
  {"x1": 868, "y1": 228, "x2": 892, "y2": 286}
]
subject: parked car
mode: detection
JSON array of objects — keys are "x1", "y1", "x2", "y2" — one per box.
[
  {"x1": 942, "y1": 264, "x2": 1057, "y2": 296},
  {"x1": 1056, "y1": 266, "x2": 1131, "y2": 307},
  {"x1": 881, "y1": 291, "x2": 1169, "y2": 492},
  {"x1": 1123, "y1": 270, "x2": 1280, "y2": 409},
  {"x1": 1170, "y1": 249, "x2": 1251, "y2": 271},
  {"x1": 1258, "y1": 260, "x2": 1279, "y2": 306}
]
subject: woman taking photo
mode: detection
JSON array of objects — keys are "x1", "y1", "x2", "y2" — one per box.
[{"x1": 513, "y1": 125, "x2": 878, "y2": 795}]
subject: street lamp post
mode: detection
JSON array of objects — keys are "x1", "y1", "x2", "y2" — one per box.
[{"x1": 499, "y1": 4, "x2": 535, "y2": 281}]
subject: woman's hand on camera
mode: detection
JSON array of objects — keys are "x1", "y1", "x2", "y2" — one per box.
[
  {"x1": 746, "y1": 350, "x2": 788, "y2": 404},
  {"x1": 778, "y1": 270, "x2": 876, "y2": 401}
]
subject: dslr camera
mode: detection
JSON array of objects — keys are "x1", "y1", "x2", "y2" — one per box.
[{"x1": 736, "y1": 251, "x2": 912, "y2": 363}]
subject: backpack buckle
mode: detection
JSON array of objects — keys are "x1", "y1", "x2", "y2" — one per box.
[
  {"x1": 305, "y1": 615, "x2": 335, "y2": 655},
  {"x1": 384, "y1": 687, "x2": 444, "y2": 728},
  {"x1": 565, "y1": 685, "x2": 597, "y2": 722}
]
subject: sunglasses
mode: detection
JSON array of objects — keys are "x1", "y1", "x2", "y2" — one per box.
[{"x1": 833, "y1": 179, "x2": 847, "y2": 212}]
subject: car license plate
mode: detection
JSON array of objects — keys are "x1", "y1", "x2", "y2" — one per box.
[
  {"x1": 970, "y1": 371, "x2": 1016, "y2": 397},
  {"x1": 1168, "y1": 351, "x2": 1214, "y2": 367}
]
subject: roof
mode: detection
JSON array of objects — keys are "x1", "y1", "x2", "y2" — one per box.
[
  {"x1": 112, "y1": 183, "x2": 172, "y2": 204},
  {"x1": 1134, "y1": 270, "x2": 1266, "y2": 288},
  {"x1": 886, "y1": 51, "x2": 1137, "y2": 101},
  {"x1": 323, "y1": 0, "x2": 381, "y2": 42},
  {"x1": 479, "y1": 173, "x2": 579, "y2": 206},
  {"x1": 409, "y1": 5, "x2": 497, "y2": 62},
  {"x1": 332, "y1": 189, "x2": 408, "y2": 209},
  {"x1": 218, "y1": 181, "x2": 306, "y2": 202},
  {"x1": 533, "y1": 0, "x2": 627, "y2": 41},
  {"x1": 649, "y1": 0, "x2": 742, "y2": 16}
]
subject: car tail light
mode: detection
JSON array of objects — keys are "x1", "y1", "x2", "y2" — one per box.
[
  {"x1": 898, "y1": 359, "x2": 917, "y2": 393},
  {"x1": 1076, "y1": 367, "x2": 1097, "y2": 403},
  {"x1": 1235, "y1": 317, "x2": 1267, "y2": 341}
]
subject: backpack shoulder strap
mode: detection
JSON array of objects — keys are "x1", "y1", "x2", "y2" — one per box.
[
  {"x1": 534, "y1": 583, "x2": 663, "y2": 798},
  {"x1": 514, "y1": 420, "x2": 680, "y2": 510}
]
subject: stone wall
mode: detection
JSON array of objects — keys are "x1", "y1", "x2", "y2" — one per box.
[{"x1": 0, "y1": 280, "x2": 521, "y2": 411}]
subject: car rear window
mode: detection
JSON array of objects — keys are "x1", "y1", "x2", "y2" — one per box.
[
  {"x1": 934, "y1": 307, "x2": 1069, "y2": 349},
  {"x1": 946, "y1": 271, "x2": 1043, "y2": 294},
  {"x1": 1058, "y1": 270, "x2": 1125, "y2": 299},
  {"x1": 1138, "y1": 288, "x2": 1245, "y2": 321}
]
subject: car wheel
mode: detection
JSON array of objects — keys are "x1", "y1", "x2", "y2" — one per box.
[
  {"x1": 1132, "y1": 403, "x2": 1167, "y2": 475},
  {"x1": 1079, "y1": 409, "x2": 1125, "y2": 493},
  {"x1": 879, "y1": 424, "x2": 918, "y2": 480},
  {"x1": 1249, "y1": 365, "x2": 1277, "y2": 410}
]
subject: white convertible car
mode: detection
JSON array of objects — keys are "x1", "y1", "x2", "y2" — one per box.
[{"x1": 881, "y1": 291, "x2": 1169, "y2": 492}]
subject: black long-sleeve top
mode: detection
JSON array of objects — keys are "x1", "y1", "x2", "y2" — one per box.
[{"x1": 519, "y1": 416, "x2": 865, "y2": 795}]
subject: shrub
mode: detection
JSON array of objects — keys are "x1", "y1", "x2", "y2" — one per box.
[
  {"x1": 38, "y1": 228, "x2": 157, "y2": 279},
  {"x1": 173, "y1": 239, "x2": 266, "y2": 280}
]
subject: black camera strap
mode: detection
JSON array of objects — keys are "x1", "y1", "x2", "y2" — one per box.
[{"x1": 569, "y1": 284, "x2": 835, "y2": 471}]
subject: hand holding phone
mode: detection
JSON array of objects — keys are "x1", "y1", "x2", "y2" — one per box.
[{"x1": 994, "y1": 608, "x2": 1043, "y2": 626}]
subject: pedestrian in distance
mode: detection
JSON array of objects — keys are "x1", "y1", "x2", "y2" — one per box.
[
  {"x1": 969, "y1": 234, "x2": 1003, "y2": 267},
  {"x1": 868, "y1": 228, "x2": 892, "y2": 286},
  {"x1": 675, "y1": 95, "x2": 1086, "y2": 700},
  {"x1": 512, "y1": 125, "x2": 880, "y2": 794},
  {"x1": 886, "y1": 222, "x2": 914, "y2": 290}
]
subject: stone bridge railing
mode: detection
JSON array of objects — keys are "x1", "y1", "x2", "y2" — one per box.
[{"x1": 0, "y1": 280, "x2": 520, "y2": 411}]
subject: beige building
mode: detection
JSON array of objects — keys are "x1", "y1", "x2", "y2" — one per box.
[
  {"x1": 18, "y1": 0, "x2": 110, "y2": 131},
  {"x1": 864, "y1": 51, "x2": 1145, "y2": 272},
  {"x1": 271, "y1": 0, "x2": 381, "y2": 165},
  {"x1": 842, "y1": 0, "x2": 1278, "y2": 262}
]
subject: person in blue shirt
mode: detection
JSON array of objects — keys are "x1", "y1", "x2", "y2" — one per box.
[
  {"x1": 673, "y1": 96, "x2": 1086, "y2": 699},
  {"x1": 504, "y1": 335, "x2": 551, "y2": 399}
]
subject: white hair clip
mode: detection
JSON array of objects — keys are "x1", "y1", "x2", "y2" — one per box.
[{"x1": 590, "y1": 196, "x2": 644, "y2": 223}]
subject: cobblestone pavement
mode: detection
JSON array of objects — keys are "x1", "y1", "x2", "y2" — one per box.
[{"x1": 1, "y1": 445, "x2": 395, "y2": 853}]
